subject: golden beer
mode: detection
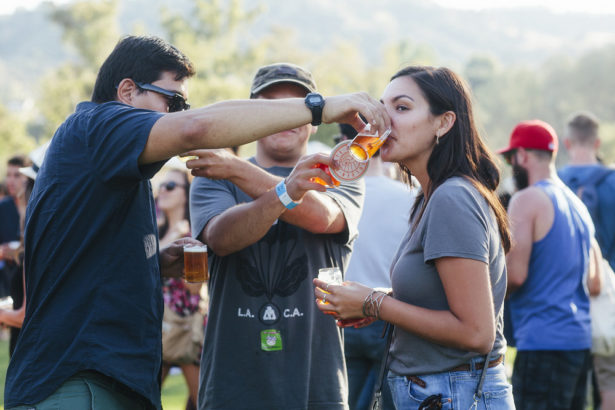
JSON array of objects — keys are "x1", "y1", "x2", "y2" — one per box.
[
  {"x1": 184, "y1": 244, "x2": 208, "y2": 282},
  {"x1": 311, "y1": 163, "x2": 340, "y2": 188},
  {"x1": 349, "y1": 135, "x2": 386, "y2": 161}
]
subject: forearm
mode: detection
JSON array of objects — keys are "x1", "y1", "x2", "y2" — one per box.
[
  {"x1": 0, "y1": 306, "x2": 25, "y2": 328},
  {"x1": 227, "y1": 163, "x2": 346, "y2": 234},
  {"x1": 379, "y1": 297, "x2": 493, "y2": 354},
  {"x1": 204, "y1": 190, "x2": 287, "y2": 256}
]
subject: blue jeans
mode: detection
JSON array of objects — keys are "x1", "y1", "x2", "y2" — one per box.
[
  {"x1": 512, "y1": 349, "x2": 591, "y2": 410},
  {"x1": 8, "y1": 371, "x2": 154, "y2": 410},
  {"x1": 387, "y1": 357, "x2": 514, "y2": 409},
  {"x1": 345, "y1": 321, "x2": 394, "y2": 410}
]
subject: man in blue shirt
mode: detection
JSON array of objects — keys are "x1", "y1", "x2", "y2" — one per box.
[
  {"x1": 559, "y1": 112, "x2": 615, "y2": 410},
  {"x1": 5, "y1": 36, "x2": 390, "y2": 410},
  {"x1": 498, "y1": 120, "x2": 600, "y2": 409}
]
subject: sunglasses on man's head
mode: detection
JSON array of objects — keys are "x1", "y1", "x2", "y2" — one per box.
[
  {"x1": 134, "y1": 81, "x2": 190, "y2": 112},
  {"x1": 159, "y1": 181, "x2": 184, "y2": 191}
]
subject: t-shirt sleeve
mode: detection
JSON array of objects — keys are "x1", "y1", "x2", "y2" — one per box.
[
  {"x1": 86, "y1": 103, "x2": 165, "y2": 182},
  {"x1": 189, "y1": 176, "x2": 238, "y2": 240},
  {"x1": 323, "y1": 178, "x2": 365, "y2": 245},
  {"x1": 422, "y1": 181, "x2": 491, "y2": 264}
]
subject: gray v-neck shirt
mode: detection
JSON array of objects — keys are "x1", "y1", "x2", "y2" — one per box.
[{"x1": 388, "y1": 177, "x2": 507, "y2": 376}]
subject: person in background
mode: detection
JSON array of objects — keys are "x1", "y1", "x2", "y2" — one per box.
[
  {"x1": 559, "y1": 112, "x2": 615, "y2": 410},
  {"x1": 187, "y1": 62, "x2": 365, "y2": 410},
  {"x1": 335, "y1": 123, "x2": 413, "y2": 410},
  {"x1": 0, "y1": 143, "x2": 48, "y2": 355},
  {"x1": 5, "y1": 35, "x2": 389, "y2": 410},
  {"x1": 315, "y1": 66, "x2": 514, "y2": 409},
  {"x1": 0, "y1": 155, "x2": 27, "y2": 299},
  {"x1": 157, "y1": 168, "x2": 202, "y2": 410},
  {"x1": 499, "y1": 119, "x2": 600, "y2": 409}
]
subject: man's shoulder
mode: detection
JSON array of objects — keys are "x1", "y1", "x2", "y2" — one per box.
[{"x1": 509, "y1": 186, "x2": 550, "y2": 214}]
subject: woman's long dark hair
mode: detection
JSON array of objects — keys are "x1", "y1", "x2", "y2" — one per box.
[
  {"x1": 392, "y1": 66, "x2": 511, "y2": 252},
  {"x1": 158, "y1": 170, "x2": 191, "y2": 239}
]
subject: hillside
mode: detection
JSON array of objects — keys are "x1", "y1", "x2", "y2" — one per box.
[{"x1": 1, "y1": 0, "x2": 615, "y2": 109}]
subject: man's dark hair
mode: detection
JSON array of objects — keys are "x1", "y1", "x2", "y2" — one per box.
[
  {"x1": 92, "y1": 35, "x2": 195, "y2": 103},
  {"x1": 567, "y1": 112, "x2": 599, "y2": 145},
  {"x1": 7, "y1": 155, "x2": 26, "y2": 168}
]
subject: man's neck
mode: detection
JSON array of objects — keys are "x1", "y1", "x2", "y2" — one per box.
[
  {"x1": 529, "y1": 163, "x2": 558, "y2": 186},
  {"x1": 567, "y1": 147, "x2": 599, "y2": 166}
]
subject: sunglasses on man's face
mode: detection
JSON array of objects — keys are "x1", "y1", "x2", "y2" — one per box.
[
  {"x1": 159, "y1": 181, "x2": 185, "y2": 191},
  {"x1": 134, "y1": 81, "x2": 190, "y2": 112}
]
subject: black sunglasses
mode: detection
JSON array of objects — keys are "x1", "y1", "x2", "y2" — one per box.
[
  {"x1": 418, "y1": 394, "x2": 443, "y2": 410},
  {"x1": 160, "y1": 181, "x2": 185, "y2": 191},
  {"x1": 134, "y1": 81, "x2": 190, "y2": 112}
]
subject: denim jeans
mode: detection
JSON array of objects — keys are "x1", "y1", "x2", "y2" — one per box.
[
  {"x1": 8, "y1": 371, "x2": 154, "y2": 410},
  {"x1": 345, "y1": 321, "x2": 395, "y2": 410},
  {"x1": 512, "y1": 349, "x2": 591, "y2": 410},
  {"x1": 387, "y1": 356, "x2": 514, "y2": 409}
]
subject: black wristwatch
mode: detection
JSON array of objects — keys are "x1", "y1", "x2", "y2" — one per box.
[{"x1": 304, "y1": 93, "x2": 325, "y2": 126}]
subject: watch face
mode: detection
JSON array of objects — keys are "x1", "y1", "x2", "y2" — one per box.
[{"x1": 308, "y1": 95, "x2": 322, "y2": 104}]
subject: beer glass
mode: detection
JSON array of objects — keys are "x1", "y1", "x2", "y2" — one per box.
[
  {"x1": 318, "y1": 267, "x2": 342, "y2": 307},
  {"x1": 311, "y1": 141, "x2": 368, "y2": 188},
  {"x1": 349, "y1": 124, "x2": 392, "y2": 162},
  {"x1": 184, "y1": 244, "x2": 208, "y2": 282}
]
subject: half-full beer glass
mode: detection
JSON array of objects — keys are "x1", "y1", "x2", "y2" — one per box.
[
  {"x1": 184, "y1": 244, "x2": 208, "y2": 282},
  {"x1": 318, "y1": 267, "x2": 342, "y2": 307},
  {"x1": 349, "y1": 124, "x2": 392, "y2": 162}
]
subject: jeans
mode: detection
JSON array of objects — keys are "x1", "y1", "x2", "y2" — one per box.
[
  {"x1": 512, "y1": 349, "x2": 591, "y2": 410},
  {"x1": 8, "y1": 371, "x2": 154, "y2": 410},
  {"x1": 345, "y1": 321, "x2": 394, "y2": 410},
  {"x1": 387, "y1": 356, "x2": 514, "y2": 410}
]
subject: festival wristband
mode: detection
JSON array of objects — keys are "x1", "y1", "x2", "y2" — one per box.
[{"x1": 275, "y1": 180, "x2": 300, "y2": 210}]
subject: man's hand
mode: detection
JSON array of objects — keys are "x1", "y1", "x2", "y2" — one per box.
[
  {"x1": 284, "y1": 153, "x2": 337, "y2": 202},
  {"x1": 322, "y1": 92, "x2": 391, "y2": 137},
  {"x1": 182, "y1": 149, "x2": 241, "y2": 179},
  {"x1": 159, "y1": 237, "x2": 205, "y2": 279}
]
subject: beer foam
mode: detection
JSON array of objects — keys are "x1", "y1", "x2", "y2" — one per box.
[{"x1": 184, "y1": 245, "x2": 207, "y2": 252}]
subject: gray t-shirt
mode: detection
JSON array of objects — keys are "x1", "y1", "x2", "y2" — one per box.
[
  {"x1": 388, "y1": 177, "x2": 507, "y2": 376},
  {"x1": 190, "y1": 159, "x2": 364, "y2": 410}
]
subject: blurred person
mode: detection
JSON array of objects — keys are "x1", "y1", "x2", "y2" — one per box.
[
  {"x1": 187, "y1": 63, "x2": 365, "y2": 410},
  {"x1": 499, "y1": 119, "x2": 600, "y2": 409},
  {"x1": 0, "y1": 181, "x2": 7, "y2": 199},
  {"x1": 156, "y1": 168, "x2": 202, "y2": 410},
  {"x1": 0, "y1": 155, "x2": 27, "y2": 299},
  {"x1": 5, "y1": 36, "x2": 389, "y2": 410},
  {"x1": 335, "y1": 123, "x2": 413, "y2": 410},
  {"x1": 559, "y1": 112, "x2": 615, "y2": 409},
  {"x1": 0, "y1": 143, "x2": 48, "y2": 355},
  {"x1": 314, "y1": 66, "x2": 514, "y2": 409}
]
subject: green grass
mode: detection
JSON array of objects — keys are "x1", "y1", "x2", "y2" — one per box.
[{"x1": 0, "y1": 336, "x2": 190, "y2": 410}]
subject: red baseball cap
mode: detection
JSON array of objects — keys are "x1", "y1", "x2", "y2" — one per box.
[{"x1": 497, "y1": 120, "x2": 558, "y2": 155}]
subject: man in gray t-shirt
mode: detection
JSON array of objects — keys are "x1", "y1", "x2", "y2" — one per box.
[{"x1": 188, "y1": 64, "x2": 364, "y2": 410}]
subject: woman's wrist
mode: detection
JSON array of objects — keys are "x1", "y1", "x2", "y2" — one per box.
[{"x1": 362, "y1": 290, "x2": 388, "y2": 319}]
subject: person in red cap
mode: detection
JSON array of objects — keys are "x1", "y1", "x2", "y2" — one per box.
[{"x1": 499, "y1": 119, "x2": 601, "y2": 409}]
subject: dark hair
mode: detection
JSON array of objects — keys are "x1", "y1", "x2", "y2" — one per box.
[
  {"x1": 158, "y1": 170, "x2": 191, "y2": 239},
  {"x1": 7, "y1": 155, "x2": 26, "y2": 168},
  {"x1": 391, "y1": 66, "x2": 511, "y2": 252},
  {"x1": 567, "y1": 112, "x2": 599, "y2": 145},
  {"x1": 92, "y1": 35, "x2": 195, "y2": 103}
]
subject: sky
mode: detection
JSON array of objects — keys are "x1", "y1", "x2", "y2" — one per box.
[{"x1": 2, "y1": 0, "x2": 615, "y2": 15}]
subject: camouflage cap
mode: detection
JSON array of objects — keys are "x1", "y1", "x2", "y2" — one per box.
[{"x1": 250, "y1": 63, "x2": 317, "y2": 98}]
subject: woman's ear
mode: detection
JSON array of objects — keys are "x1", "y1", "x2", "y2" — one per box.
[{"x1": 437, "y1": 111, "x2": 456, "y2": 138}]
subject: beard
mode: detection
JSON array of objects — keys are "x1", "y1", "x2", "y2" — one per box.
[{"x1": 512, "y1": 164, "x2": 529, "y2": 190}]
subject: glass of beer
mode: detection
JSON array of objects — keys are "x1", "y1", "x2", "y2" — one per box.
[
  {"x1": 318, "y1": 267, "x2": 342, "y2": 308},
  {"x1": 349, "y1": 124, "x2": 392, "y2": 162},
  {"x1": 184, "y1": 244, "x2": 208, "y2": 282},
  {"x1": 311, "y1": 163, "x2": 340, "y2": 188}
]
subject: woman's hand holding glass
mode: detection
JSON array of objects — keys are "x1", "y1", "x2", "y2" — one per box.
[{"x1": 313, "y1": 278, "x2": 380, "y2": 328}]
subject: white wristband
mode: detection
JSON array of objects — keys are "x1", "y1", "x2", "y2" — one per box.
[{"x1": 275, "y1": 180, "x2": 300, "y2": 210}]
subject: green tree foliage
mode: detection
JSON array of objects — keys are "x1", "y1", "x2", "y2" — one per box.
[{"x1": 0, "y1": 106, "x2": 35, "y2": 177}]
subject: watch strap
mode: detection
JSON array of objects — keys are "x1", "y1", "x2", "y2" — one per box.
[{"x1": 305, "y1": 93, "x2": 324, "y2": 126}]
